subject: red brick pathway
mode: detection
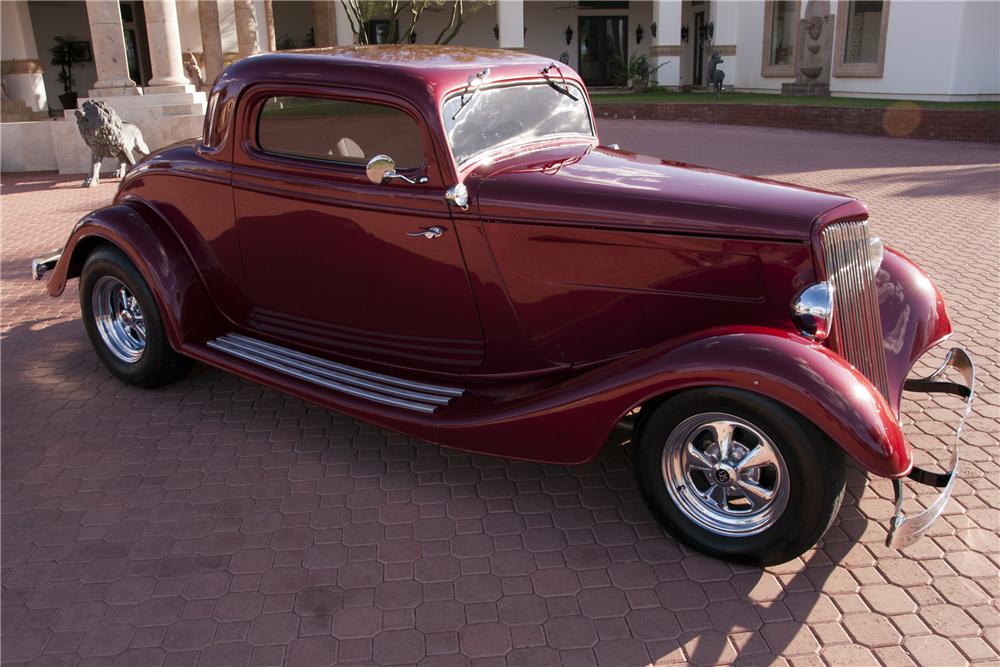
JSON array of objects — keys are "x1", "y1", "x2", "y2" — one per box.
[{"x1": 2, "y1": 122, "x2": 998, "y2": 666}]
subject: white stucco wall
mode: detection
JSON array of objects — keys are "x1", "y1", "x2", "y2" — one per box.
[
  {"x1": 949, "y1": 0, "x2": 1000, "y2": 98},
  {"x1": 830, "y1": 1, "x2": 999, "y2": 100}
]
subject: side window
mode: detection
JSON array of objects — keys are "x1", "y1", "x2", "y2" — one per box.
[{"x1": 257, "y1": 96, "x2": 425, "y2": 169}]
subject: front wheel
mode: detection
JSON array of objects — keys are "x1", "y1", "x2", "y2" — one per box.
[
  {"x1": 633, "y1": 388, "x2": 845, "y2": 565},
  {"x1": 80, "y1": 245, "x2": 192, "y2": 388}
]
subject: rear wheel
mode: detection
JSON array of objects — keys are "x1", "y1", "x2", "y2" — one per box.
[
  {"x1": 80, "y1": 246, "x2": 192, "y2": 387},
  {"x1": 633, "y1": 388, "x2": 845, "y2": 565}
]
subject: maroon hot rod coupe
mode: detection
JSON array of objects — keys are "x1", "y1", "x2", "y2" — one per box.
[{"x1": 34, "y1": 47, "x2": 974, "y2": 565}]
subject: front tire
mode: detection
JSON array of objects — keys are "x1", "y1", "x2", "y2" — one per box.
[
  {"x1": 80, "y1": 245, "x2": 192, "y2": 388},
  {"x1": 633, "y1": 388, "x2": 845, "y2": 565}
]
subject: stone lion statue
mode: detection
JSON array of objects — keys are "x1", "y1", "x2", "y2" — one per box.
[{"x1": 74, "y1": 100, "x2": 150, "y2": 188}]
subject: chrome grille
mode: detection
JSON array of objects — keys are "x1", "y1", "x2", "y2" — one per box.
[{"x1": 821, "y1": 220, "x2": 890, "y2": 398}]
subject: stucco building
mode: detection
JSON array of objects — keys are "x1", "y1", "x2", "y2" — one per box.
[{"x1": 2, "y1": 1, "x2": 998, "y2": 174}]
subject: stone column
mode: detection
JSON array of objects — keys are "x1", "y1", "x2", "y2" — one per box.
[
  {"x1": 259, "y1": 0, "x2": 276, "y2": 52},
  {"x1": 144, "y1": 0, "x2": 190, "y2": 89},
  {"x1": 651, "y1": 0, "x2": 683, "y2": 88},
  {"x1": 198, "y1": 0, "x2": 224, "y2": 86},
  {"x1": 496, "y1": 0, "x2": 524, "y2": 50},
  {"x1": 85, "y1": 0, "x2": 138, "y2": 95},
  {"x1": 334, "y1": 1, "x2": 354, "y2": 46},
  {"x1": 313, "y1": 0, "x2": 335, "y2": 47},
  {"x1": 234, "y1": 0, "x2": 259, "y2": 57},
  {"x1": 1, "y1": 1, "x2": 47, "y2": 111}
]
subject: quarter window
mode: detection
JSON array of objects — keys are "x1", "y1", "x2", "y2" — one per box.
[{"x1": 257, "y1": 96, "x2": 425, "y2": 169}]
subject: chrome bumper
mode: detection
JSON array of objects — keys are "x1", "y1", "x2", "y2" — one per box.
[
  {"x1": 31, "y1": 249, "x2": 62, "y2": 281},
  {"x1": 886, "y1": 347, "x2": 975, "y2": 549}
]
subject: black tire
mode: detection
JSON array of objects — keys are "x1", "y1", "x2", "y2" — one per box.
[
  {"x1": 80, "y1": 245, "x2": 192, "y2": 388},
  {"x1": 633, "y1": 388, "x2": 845, "y2": 565}
]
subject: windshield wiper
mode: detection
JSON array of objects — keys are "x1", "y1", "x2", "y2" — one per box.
[
  {"x1": 540, "y1": 64, "x2": 579, "y2": 101},
  {"x1": 451, "y1": 68, "x2": 491, "y2": 121}
]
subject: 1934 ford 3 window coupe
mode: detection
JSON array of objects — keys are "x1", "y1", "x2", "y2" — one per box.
[{"x1": 35, "y1": 47, "x2": 975, "y2": 565}]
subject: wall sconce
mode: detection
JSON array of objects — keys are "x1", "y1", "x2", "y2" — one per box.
[
  {"x1": 681, "y1": 25, "x2": 689, "y2": 43},
  {"x1": 651, "y1": 22, "x2": 657, "y2": 39},
  {"x1": 635, "y1": 24, "x2": 644, "y2": 44},
  {"x1": 565, "y1": 25, "x2": 573, "y2": 45},
  {"x1": 409, "y1": 32, "x2": 417, "y2": 44},
  {"x1": 493, "y1": 24, "x2": 526, "y2": 41}
]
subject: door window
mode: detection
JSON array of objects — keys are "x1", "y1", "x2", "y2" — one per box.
[{"x1": 257, "y1": 96, "x2": 425, "y2": 169}]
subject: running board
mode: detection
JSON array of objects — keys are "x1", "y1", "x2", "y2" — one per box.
[{"x1": 206, "y1": 333, "x2": 464, "y2": 414}]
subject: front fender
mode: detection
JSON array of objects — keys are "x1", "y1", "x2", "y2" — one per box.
[
  {"x1": 438, "y1": 327, "x2": 909, "y2": 477},
  {"x1": 46, "y1": 202, "x2": 223, "y2": 350},
  {"x1": 879, "y1": 247, "x2": 952, "y2": 412}
]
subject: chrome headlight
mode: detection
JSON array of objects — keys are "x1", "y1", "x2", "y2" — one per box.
[
  {"x1": 791, "y1": 282, "x2": 834, "y2": 341},
  {"x1": 868, "y1": 234, "x2": 884, "y2": 276}
]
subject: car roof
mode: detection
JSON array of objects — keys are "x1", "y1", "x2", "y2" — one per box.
[{"x1": 217, "y1": 46, "x2": 578, "y2": 113}]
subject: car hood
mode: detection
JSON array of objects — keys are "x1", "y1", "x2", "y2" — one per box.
[{"x1": 471, "y1": 144, "x2": 856, "y2": 241}]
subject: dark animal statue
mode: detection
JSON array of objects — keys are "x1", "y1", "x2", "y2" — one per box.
[
  {"x1": 74, "y1": 100, "x2": 150, "y2": 188},
  {"x1": 708, "y1": 52, "x2": 725, "y2": 97}
]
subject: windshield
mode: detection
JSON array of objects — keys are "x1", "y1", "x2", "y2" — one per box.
[{"x1": 441, "y1": 81, "x2": 593, "y2": 167}]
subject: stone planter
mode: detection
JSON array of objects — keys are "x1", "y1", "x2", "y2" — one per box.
[{"x1": 58, "y1": 92, "x2": 78, "y2": 110}]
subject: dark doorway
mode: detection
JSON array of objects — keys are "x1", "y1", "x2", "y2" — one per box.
[
  {"x1": 578, "y1": 16, "x2": 627, "y2": 86},
  {"x1": 691, "y1": 12, "x2": 705, "y2": 86},
  {"x1": 120, "y1": 1, "x2": 152, "y2": 86},
  {"x1": 693, "y1": 11, "x2": 705, "y2": 86}
]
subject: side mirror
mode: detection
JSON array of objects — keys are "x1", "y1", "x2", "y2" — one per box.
[
  {"x1": 366, "y1": 154, "x2": 397, "y2": 184},
  {"x1": 366, "y1": 154, "x2": 429, "y2": 185}
]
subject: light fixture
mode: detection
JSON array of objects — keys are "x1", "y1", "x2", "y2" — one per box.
[
  {"x1": 790, "y1": 283, "x2": 834, "y2": 341},
  {"x1": 681, "y1": 25, "x2": 689, "y2": 43},
  {"x1": 635, "y1": 24, "x2": 644, "y2": 44},
  {"x1": 565, "y1": 25, "x2": 574, "y2": 45},
  {"x1": 651, "y1": 22, "x2": 657, "y2": 38}
]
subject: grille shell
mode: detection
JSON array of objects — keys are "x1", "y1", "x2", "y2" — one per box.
[{"x1": 820, "y1": 220, "x2": 890, "y2": 398}]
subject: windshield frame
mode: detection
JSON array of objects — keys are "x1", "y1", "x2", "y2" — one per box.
[{"x1": 438, "y1": 77, "x2": 597, "y2": 174}]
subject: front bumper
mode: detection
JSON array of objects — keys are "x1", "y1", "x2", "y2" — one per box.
[
  {"x1": 885, "y1": 347, "x2": 975, "y2": 549},
  {"x1": 31, "y1": 249, "x2": 62, "y2": 281}
]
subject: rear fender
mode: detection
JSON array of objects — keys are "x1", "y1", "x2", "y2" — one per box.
[
  {"x1": 439, "y1": 327, "x2": 910, "y2": 477},
  {"x1": 47, "y1": 202, "x2": 223, "y2": 349}
]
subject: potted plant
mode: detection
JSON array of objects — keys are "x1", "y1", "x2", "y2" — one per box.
[
  {"x1": 627, "y1": 53, "x2": 667, "y2": 91},
  {"x1": 51, "y1": 35, "x2": 87, "y2": 110}
]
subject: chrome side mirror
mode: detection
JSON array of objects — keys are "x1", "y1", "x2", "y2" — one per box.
[
  {"x1": 445, "y1": 183, "x2": 469, "y2": 210},
  {"x1": 366, "y1": 154, "x2": 428, "y2": 185}
]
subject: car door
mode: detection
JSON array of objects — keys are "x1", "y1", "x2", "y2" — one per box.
[{"x1": 231, "y1": 86, "x2": 485, "y2": 372}]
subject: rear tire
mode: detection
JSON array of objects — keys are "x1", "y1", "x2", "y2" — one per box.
[
  {"x1": 633, "y1": 388, "x2": 845, "y2": 565},
  {"x1": 80, "y1": 245, "x2": 192, "y2": 388}
]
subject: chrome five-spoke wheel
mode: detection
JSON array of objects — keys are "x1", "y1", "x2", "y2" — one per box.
[
  {"x1": 92, "y1": 275, "x2": 147, "y2": 363},
  {"x1": 662, "y1": 412, "x2": 789, "y2": 537}
]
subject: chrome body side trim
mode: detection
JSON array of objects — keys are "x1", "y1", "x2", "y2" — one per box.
[
  {"x1": 885, "y1": 347, "x2": 975, "y2": 549},
  {"x1": 821, "y1": 220, "x2": 890, "y2": 397},
  {"x1": 31, "y1": 249, "x2": 62, "y2": 281},
  {"x1": 207, "y1": 333, "x2": 465, "y2": 414}
]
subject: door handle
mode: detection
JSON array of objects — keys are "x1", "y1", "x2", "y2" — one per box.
[{"x1": 406, "y1": 226, "x2": 445, "y2": 239}]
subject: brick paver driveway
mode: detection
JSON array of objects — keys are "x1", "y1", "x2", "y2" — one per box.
[{"x1": 2, "y1": 121, "x2": 998, "y2": 667}]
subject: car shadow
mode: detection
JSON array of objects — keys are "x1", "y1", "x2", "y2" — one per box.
[{"x1": 2, "y1": 315, "x2": 872, "y2": 665}]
